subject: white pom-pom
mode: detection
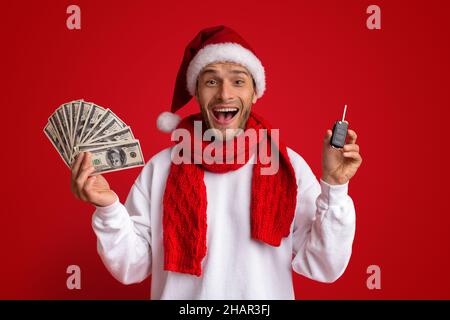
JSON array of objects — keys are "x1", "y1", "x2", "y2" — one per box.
[{"x1": 156, "y1": 111, "x2": 181, "y2": 133}]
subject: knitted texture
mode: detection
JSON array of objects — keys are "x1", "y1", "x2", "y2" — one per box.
[{"x1": 163, "y1": 112, "x2": 298, "y2": 276}]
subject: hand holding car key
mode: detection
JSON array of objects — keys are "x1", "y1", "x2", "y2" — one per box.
[
  {"x1": 321, "y1": 103, "x2": 362, "y2": 186},
  {"x1": 330, "y1": 104, "x2": 348, "y2": 149}
]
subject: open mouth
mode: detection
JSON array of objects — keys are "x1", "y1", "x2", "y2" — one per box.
[{"x1": 211, "y1": 106, "x2": 239, "y2": 125}]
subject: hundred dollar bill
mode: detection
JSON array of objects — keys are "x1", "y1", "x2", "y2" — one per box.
[
  {"x1": 75, "y1": 140, "x2": 145, "y2": 175},
  {"x1": 89, "y1": 126, "x2": 134, "y2": 144},
  {"x1": 80, "y1": 108, "x2": 111, "y2": 143},
  {"x1": 73, "y1": 126, "x2": 135, "y2": 154},
  {"x1": 70, "y1": 99, "x2": 83, "y2": 146},
  {"x1": 62, "y1": 102, "x2": 72, "y2": 145},
  {"x1": 82, "y1": 109, "x2": 126, "y2": 143},
  {"x1": 84, "y1": 117, "x2": 126, "y2": 144},
  {"x1": 73, "y1": 101, "x2": 92, "y2": 147},
  {"x1": 62, "y1": 104, "x2": 73, "y2": 150},
  {"x1": 50, "y1": 111, "x2": 72, "y2": 162},
  {"x1": 79, "y1": 103, "x2": 105, "y2": 143},
  {"x1": 55, "y1": 107, "x2": 71, "y2": 148},
  {"x1": 43, "y1": 121, "x2": 70, "y2": 167},
  {"x1": 73, "y1": 140, "x2": 122, "y2": 153}
]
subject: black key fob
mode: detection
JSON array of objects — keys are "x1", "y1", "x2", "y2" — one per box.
[{"x1": 330, "y1": 120, "x2": 348, "y2": 149}]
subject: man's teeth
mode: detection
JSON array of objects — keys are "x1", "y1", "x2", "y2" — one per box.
[
  {"x1": 215, "y1": 107, "x2": 238, "y2": 112},
  {"x1": 213, "y1": 107, "x2": 238, "y2": 122}
]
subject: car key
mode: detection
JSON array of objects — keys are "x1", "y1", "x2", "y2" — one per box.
[{"x1": 330, "y1": 104, "x2": 348, "y2": 149}]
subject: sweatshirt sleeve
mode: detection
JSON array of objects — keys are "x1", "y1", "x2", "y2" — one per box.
[
  {"x1": 91, "y1": 168, "x2": 153, "y2": 285},
  {"x1": 291, "y1": 173, "x2": 356, "y2": 283}
]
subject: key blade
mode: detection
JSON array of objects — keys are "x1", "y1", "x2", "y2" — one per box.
[{"x1": 342, "y1": 104, "x2": 347, "y2": 122}]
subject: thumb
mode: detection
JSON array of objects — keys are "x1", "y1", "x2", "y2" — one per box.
[{"x1": 324, "y1": 129, "x2": 332, "y2": 143}]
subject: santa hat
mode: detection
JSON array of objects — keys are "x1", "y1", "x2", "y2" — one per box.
[{"x1": 157, "y1": 25, "x2": 266, "y2": 133}]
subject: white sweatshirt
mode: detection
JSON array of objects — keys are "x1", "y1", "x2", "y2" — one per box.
[{"x1": 91, "y1": 147, "x2": 356, "y2": 300}]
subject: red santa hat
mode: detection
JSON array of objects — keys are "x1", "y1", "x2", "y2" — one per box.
[{"x1": 157, "y1": 25, "x2": 266, "y2": 132}]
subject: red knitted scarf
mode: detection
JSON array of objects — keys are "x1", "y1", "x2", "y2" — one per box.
[{"x1": 163, "y1": 112, "x2": 298, "y2": 276}]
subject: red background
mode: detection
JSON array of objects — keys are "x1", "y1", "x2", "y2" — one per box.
[{"x1": 2, "y1": 0, "x2": 449, "y2": 299}]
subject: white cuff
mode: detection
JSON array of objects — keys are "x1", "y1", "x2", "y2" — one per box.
[
  {"x1": 94, "y1": 195, "x2": 120, "y2": 217},
  {"x1": 318, "y1": 178, "x2": 349, "y2": 206}
]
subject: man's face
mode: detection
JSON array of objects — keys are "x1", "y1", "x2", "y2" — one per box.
[{"x1": 195, "y1": 62, "x2": 257, "y2": 139}]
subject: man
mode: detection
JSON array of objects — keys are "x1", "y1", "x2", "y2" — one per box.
[{"x1": 71, "y1": 25, "x2": 362, "y2": 299}]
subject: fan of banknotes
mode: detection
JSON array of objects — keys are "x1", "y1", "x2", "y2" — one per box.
[{"x1": 44, "y1": 99, "x2": 145, "y2": 175}]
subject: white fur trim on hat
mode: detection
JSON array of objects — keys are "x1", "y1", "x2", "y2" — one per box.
[
  {"x1": 157, "y1": 111, "x2": 181, "y2": 133},
  {"x1": 186, "y1": 42, "x2": 266, "y2": 98}
]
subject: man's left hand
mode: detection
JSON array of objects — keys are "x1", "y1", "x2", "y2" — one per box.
[{"x1": 321, "y1": 122, "x2": 362, "y2": 185}]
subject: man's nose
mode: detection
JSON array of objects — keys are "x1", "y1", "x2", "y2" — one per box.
[{"x1": 217, "y1": 81, "x2": 233, "y2": 101}]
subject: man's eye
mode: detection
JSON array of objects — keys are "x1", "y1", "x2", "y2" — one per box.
[
  {"x1": 235, "y1": 80, "x2": 245, "y2": 85},
  {"x1": 206, "y1": 80, "x2": 217, "y2": 85}
]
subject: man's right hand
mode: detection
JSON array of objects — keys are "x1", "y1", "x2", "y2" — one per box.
[{"x1": 71, "y1": 152, "x2": 118, "y2": 207}]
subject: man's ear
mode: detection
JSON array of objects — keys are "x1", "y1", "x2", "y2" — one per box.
[
  {"x1": 252, "y1": 91, "x2": 258, "y2": 104},
  {"x1": 251, "y1": 78, "x2": 257, "y2": 104}
]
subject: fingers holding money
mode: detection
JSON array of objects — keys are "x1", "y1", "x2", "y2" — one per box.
[
  {"x1": 45, "y1": 101, "x2": 145, "y2": 206},
  {"x1": 70, "y1": 152, "x2": 84, "y2": 198},
  {"x1": 71, "y1": 152, "x2": 84, "y2": 180},
  {"x1": 71, "y1": 152, "x2": 96, "y2": 200},
  {"x1": 78, "y1": 152, "x2": 96, "y2": 199},
  {"x1": 78, "y1": 169, "x2": 97, "y2": 202}
]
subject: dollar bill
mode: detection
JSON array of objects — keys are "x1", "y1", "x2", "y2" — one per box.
[
  {"x1": 73, "y1": 140, "x2": 122, "y2": 152},
  {"x1": 85, "y1": 116, "x2": 128, "y2": 144},
  {"x1": 55, "y1": 108, "x2": 70, "y2": 145},
  {"x1": 79, "y1": 126, "x2": 135, "y2": 146},
  {"x1": 82, "y1": 109, "x2": 126, "y2": 143},
  {"x1": 70, "y1": 99, "x2": 83, "y2": 146},
  {"x1": 50, "y1": 111, "x2": 72, "y2": 162},
  {"x1": 43, "y1": 121, "x2": 70, "y2": 167},
  {"x1": 73, "y1": 101, "x2": 92, "y2": 147},
  {"x1": 75, "y1": 140, "x2": 145, "y2": 175},
  {"x1": 59, "y1": 106, "x2": 73, "y2": 154},
  {"x1": 73, "y1": 126, "x2": 135, "y2": 155},
  {"x1": 80, "y1": 103, "x2": 105, "y2": 144},
  {"x1": 63, "y1": 103, "x2": 72, "y2": 145}
]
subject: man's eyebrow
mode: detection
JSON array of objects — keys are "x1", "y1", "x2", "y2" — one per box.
[
  {"x1": 229, "y1": 69, "x2": 250, "y2": 77},
  {"x1": 200, "y1": 68, "x2": 218, "y2": 76},
  {"x1": 199, "y1": 68, "x2": 251, "y2": 77}
]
